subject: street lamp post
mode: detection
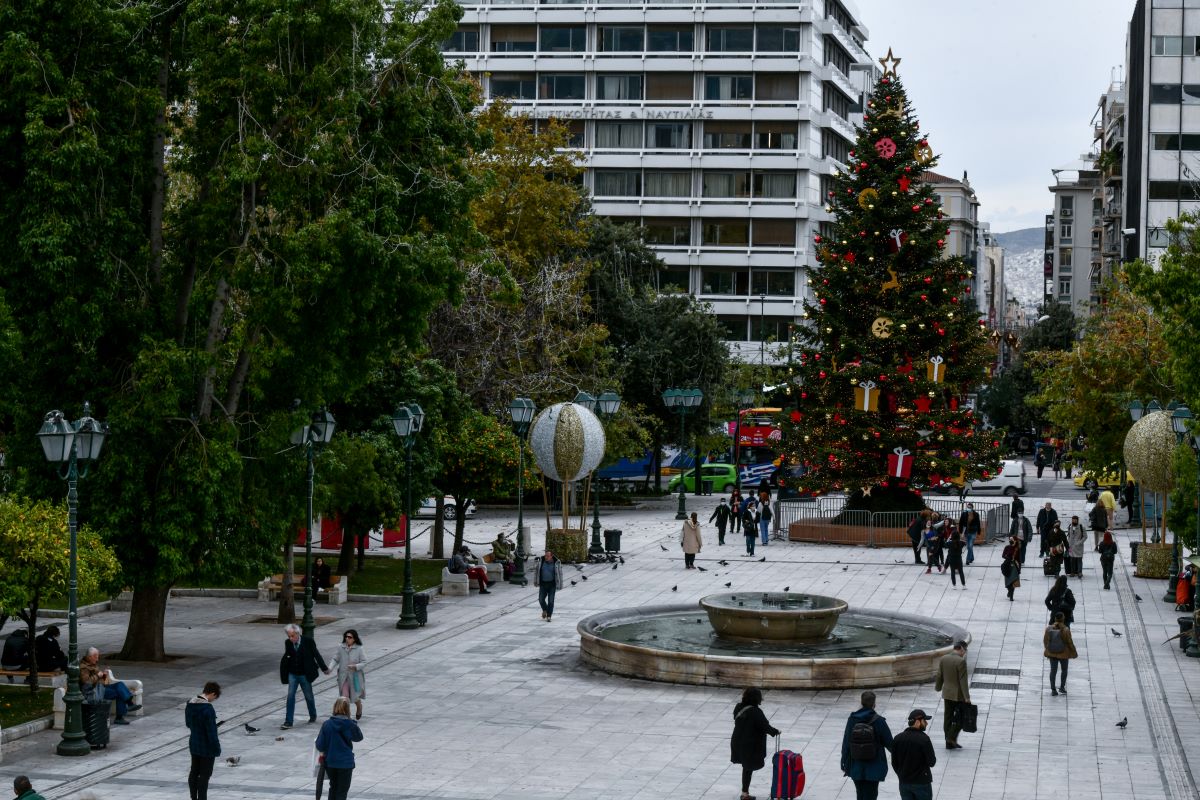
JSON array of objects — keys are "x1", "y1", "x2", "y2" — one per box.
[
  {"x1": 1128, "y1": 401, "x2": 1143, "y2": 525},
  {"x1": 38, "y1": 403, "x2": 108, "y2": 757},
  {"x1": 731, "y1": 390, "x2": 756, "y2": 493},
  {"x1": 663, "y1": 388, "x2": 703, "y2": 520},
  {"x1": 290, "y1": 409, "x2": 336, "y2": 640},
  {"x1": 392, "y1": 403, "x2": 425, "y2": 629},
  {"x1": 1169, "y1": 407, "x2": 1192, "y2": 603},
  {"x1": 587, "y1": 392, "x2": 622, "y2": 556},
  {"x1": 508, "y1": 398, "x2": 535, "y2": 585}
]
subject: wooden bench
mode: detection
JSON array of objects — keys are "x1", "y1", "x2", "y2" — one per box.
[
  {"x1": 0, "y1": 668, "x2": 66, "y2": 688},
  {"x1": 257, "y1": 573, "x2": 347, "y2": 605},
  {"x1": 53, "y1": 679, "x2": 144, "y2": 728}
]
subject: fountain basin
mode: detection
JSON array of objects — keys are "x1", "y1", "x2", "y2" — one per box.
[
  {"x1": 578, "y1": 604, "x2": 970, "y2": 689},
  {"x1": 700, "y1": 592, "x2": 847, "y2": 641}
]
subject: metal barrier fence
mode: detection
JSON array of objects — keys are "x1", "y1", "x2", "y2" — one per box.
[{"x1": 774, "y1": 497, "x2": 1012, "y2": 548}]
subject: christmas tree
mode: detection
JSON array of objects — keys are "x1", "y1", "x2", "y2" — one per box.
[{"x1": 780, "y1": 51, "x2": 1000, "y2": 511}]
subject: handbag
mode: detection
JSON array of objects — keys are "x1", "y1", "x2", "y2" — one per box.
[{"x1": 956, "y1": 702, "x2": 978, "y2": 733}]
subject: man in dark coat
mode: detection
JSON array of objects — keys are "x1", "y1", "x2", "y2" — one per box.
[
  {"x1": 1036, "y1": 503, "x2": 1058, "y2": 557},
  {"x1": 891, "y1": 710, "x2": 936, "y2": 800},
  {"x1": 279, "y1": 624, "x2": 328, "y2": 729},
  {"x1": 906, "y1": 512, "x2": 927, "y2": 565},
  {"x1": 958, "y1": 503, "x2": 981, "y2": 565},
  {"x1": 1, "y1": 629, "x2": 30, "y2": 670},
  {"x1": 709, "y1": 498, "x2": 732, "y2": 546},
  {"x1": 840, "y1": 690, "x2": 894, "y2": 800},
  {"x1": 35, "y1": 626, "x2": 68, "y2": 672}
]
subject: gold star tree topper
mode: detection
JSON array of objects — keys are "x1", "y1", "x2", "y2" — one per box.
[{"x1": 878, "y1": 47, "x2": 901, "y2": 78}]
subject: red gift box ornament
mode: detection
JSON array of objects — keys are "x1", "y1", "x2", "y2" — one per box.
[
  {"x1": 887, "y1": 447, "x2": 913, "y2": 479},
  {"x1": 854, "y1": 380, "x2": 880, "y2": 412},
  {"x1": 914, "y1": 396, "x2": 933, "y2": 413},
  {"x1": 887, "y1": 228, "x2": 907, "y2": 253},
  {"x1": 927, "y1": 355, "x2": 946, "y2": 383}
]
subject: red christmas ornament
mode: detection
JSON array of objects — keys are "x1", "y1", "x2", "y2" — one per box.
[
  {"x1": 844, "y1": 253, "x2": 856, "y2": 263},
  {"x1": 897, "y1": 355, "x2": 913, "y2": 374},
  {"x1": 819, "y1": 371, "x2": 827, "y2": 379},
  {"x1": 914, "y1": 396, "x2": 933, "y2": 413},
  {"x1": 789, "y1": 411, "x2": 802, "y2": 422},
  {"x1": 912, "y1": 205, "x2": 921, "y2": 212},
  {"x1": 814, "y1": 236, "x2": 822, "y2": 243},
  {"x1": 898, "y1": 176, "x2": 911, "y2": 192},
  {"x1": 920, "y1": 294, "x2": 928, "y2": 302},
  {"x1": 874, "y1": 137, "x2": 898, "y2": 159},
  {"x1": 924, "y1": 277, "x2": 932, "y2": 284}
]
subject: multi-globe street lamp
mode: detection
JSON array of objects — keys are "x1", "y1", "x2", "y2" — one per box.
[
  {"x1": 392, "y1": 403, "x2": 425, "y2": 629},
  {"x1": 37, "y1": 403, "x2": 108, "y2": 757},
  {"x1": 663, "y1": 387, "x2": 703, "y2": 520},
  {"x1": 585, "y1": 391, "x2": 622, "y2": 556},
  {"x1": 507, "y1": 398, "x2": 535, "y2": 586},
  {"x1": 290, "y1": 409, "x2": 336, "y2": 640}
]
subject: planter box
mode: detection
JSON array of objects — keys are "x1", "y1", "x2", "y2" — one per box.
[
  {"x1": 1135, "y1": 542, "x2": 1172, "y2": 579},
  {"x1": 547, "y1": 528, "x2": 588, "y2": 563}
]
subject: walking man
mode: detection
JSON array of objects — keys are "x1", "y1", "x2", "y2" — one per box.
[
  {"x1": 533, "y1": 549, "x2": 563, "y2": 622},
  {"x1": 1008, "y1": 495, "x2": 1024, "y2": 539},
  {"x1": 1036, "y1": 502, "x2": 1058, "y2": 557},
  {"x1": 1095, "y1": 488, "x2": 1116, "y2": 545},
  {"x1": 934, "y1": 641, "x2": 970, "y2": 750},
  {"x1": 1015, "y1": 513, "x2": 1033, "y2": 565},
  {"x1": 758, "y1": 492, "x2": 773, "y2": 547},
  {"x1": 840, "y1": 690, "x2": 894, "y2": 800},
  {"x1": 710, "y1": 498, "x2": 731, "y2": 546},
  {"x1": 186, "y1": 681, "x2": 221, "y2": 800},
  {"x1": 279, "y1": 623, "x2": 328, "y2": 730},
  {"x1": 907, "y1": 511, "x2": 927, "y2": 565},
  {"x1": 890, "y1": 710, "x2": 936, "y2": 800},
  {"x1": 958, "y1": 503, "x2": 980, "y2": 565}
]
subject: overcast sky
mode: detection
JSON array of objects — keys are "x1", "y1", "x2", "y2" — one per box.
[{"x1": 852, "y1": 0, "x2": 1134, "y2": 233}]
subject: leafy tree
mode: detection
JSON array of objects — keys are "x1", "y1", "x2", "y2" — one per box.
[
  {"x1": 0, "y1": 497, "x2": 119, "y2": 690},
  {"x1": 779, "y1": 71, "x2": 997, "y2": 510},
  {"x1": 978, "y1": 304, "x2": 1074, "y2": 433},
  {"x1": 319, "y1": 432, "x2": 402, "y2": 578},
  {"x1": 1166, "y1": 443, "x2": 1199, "y2": 552},
  {"x1": 0, "y1": 0, "x2": 484, "y2": 659}
]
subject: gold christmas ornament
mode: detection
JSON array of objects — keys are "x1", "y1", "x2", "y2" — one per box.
[
  {"x1": 877, "y1": 47, "x2": 902, "y2": 78},
  {"x1": 858, "y1": 188, "x2": 879, "y2": 209},
  {"x1": 871, "y1": 317, "x2": 893, "y2": 338},
  {"x1": 914, "y1": 143, "x2": 934, "y2": 165},
  {"x1": 1124, "y1": 411, "x2": 1178, "y2": 492}
]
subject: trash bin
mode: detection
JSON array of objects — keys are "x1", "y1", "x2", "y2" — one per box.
[
  {"x1": 701, "y1": 480, "x2": 714, "y2": 496},
  {"x1": 413, "y1": 593, "x2": 429, "y2": 627},
  {"x1": 1130, "y1": 542, "x2": 1140, "y2": 565},
  {"x1": 603, "y1": 529, "x2": 622, "y2": 552},
  {"x1": 82, "y1": 700, "x2": 111, "y2": 750},
  {"x1": 1178, "y1": 617, "x2": 1194, "y2": 652}
]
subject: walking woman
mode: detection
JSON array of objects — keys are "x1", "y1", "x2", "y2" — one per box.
[
  {"x1": 946, "y1": 525, "x2": 966, "y2": 587},
  {"x1": 1098, "y1": 531, "x2": 1119, "y2": 590},
  {"x1": 328, "y1": 630, "x2": 366, "y2": 721},
  {"x1": 682, "y1": 512, "x2": 702, "y2": 569},
  {"x1": 743, "y1": 501, "x2": 758, "y2": 556},
  {"x1": 923, "y1": 519, "x2": 944, "y2": 574},
  {"x1": 730, "y1": 688, "x2": 781, "y2": 800},
  {"x1": 1001, "y1": 538, "x2": 1021, "y2": 601},
  {"x1": 185, "y1": 681, "x2": 221, "y2": 800},
  {"x1": 315, "y1": 698, "x2": 363, "y2": 800},
  {"x1": 1044, "y1": 575, "x2": 1077, "y2": 627},
  {"x1": 1043, "y1": 612, "x2": 1078, "y2": 696}
]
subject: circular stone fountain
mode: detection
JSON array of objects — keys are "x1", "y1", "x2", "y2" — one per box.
[{"x1": 578, "y1": 593, "x2": 969, "y2": 689}]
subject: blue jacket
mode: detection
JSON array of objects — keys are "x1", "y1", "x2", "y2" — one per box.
[
  {"x1": 316, "y1": 715, "x2": 363, "y2": 769},
  {"x1": 185, "y1": 696, "x2": 221, "y2": 758},
  {"x1": 839, "y1": 707, "x2": 893, "y2": 782}
]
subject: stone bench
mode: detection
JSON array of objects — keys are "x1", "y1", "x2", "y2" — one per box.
[
  {"x1": 441, "y1": 567, "x2": 491, "y2": 596},
  {"x1": 53, "y1": 679, "x2": 144, "y2": 728},
  {"x1": 257, "y1": 573, "x2": 347, "y2": 605},
  {"x1": 0, "y1": 669, "x2": 66, "y2": 688}
]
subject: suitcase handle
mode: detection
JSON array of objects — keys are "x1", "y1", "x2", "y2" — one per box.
[{"x1": 774, "y1": 733, "x2": 781, "y2": 754}]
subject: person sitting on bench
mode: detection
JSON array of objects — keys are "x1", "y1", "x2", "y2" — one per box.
[
  {"x1": 80, "y1": 647, "x2": 142, "y2": 724},
  {"x1": 491, "y1": 533, "x2": 515, "y2": 579},
  {"x1": 450, "y1": 546, "x2": 492, "y2": 594},
  {"x1": 35, "y1": 625, "x2": 68, "y2": 672}
]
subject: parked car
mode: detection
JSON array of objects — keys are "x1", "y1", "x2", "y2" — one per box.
[
  {"x1": 667, "y1": 464, "x2": 738, "y2": 493},
  {"x1": 415, "y1": 496, "x2": 477, "y2": 519},
  {"x1": 970, "y1": 459, "x2": 1026, "y2": 497},
  {"x1": 1073, "y1": 469, "x2": 1133, "y2": 491}
]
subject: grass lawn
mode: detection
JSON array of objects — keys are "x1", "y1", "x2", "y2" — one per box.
[
  {"x1": 42, "y1": 590, "x2": 114, "y2": 610},
  {"x1": 0, "y1": 684, "x2": 54, "y2": 728},
  {"x1": 344, "y1": 557, "x2": 444, "y2": 595}
]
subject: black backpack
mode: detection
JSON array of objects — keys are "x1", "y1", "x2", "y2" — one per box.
[{"x1": 849, "y1": 713, "x2": 878, "y2": 761}]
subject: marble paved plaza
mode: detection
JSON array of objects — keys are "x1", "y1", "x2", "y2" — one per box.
[{"x1": 1, "y1": 492, "x2": 1198, "y2": 800}]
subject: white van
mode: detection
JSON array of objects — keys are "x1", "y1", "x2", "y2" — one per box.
[{"x1": 970, "y1": 459, "x2": 1026, "y2": 496}]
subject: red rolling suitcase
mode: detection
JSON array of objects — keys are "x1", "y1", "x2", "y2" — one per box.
[{"x1": 770, "y1": 736, "x2": 805, "y2": 799}]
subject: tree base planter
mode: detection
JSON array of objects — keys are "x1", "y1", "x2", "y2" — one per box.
[
  {"x1": 1134, "y1": 542, "x2": 1172, "y2": 579},
  {"x1": 547, "y1": 528, "x2": 588, "y2": 563},
  {"x1": 788, "y1": 521, "x2": 986, "y2": 548}
]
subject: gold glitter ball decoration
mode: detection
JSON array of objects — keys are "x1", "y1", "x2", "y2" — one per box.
[
  {"x1": 1123, "y1": 411, "x2": 1177, "y2": 492},
  {"x1": 529, "y1": 402, "x2": 606, "y2": 482}
]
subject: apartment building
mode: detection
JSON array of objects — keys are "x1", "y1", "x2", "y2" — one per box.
[
  {"x1": 1047, "y1": 159, "x2": 1102, "y2": 311},
  {"x1": 918, "y1": 170, "x2": 983, "y2": 309},
  {"x1": 1094, "y1": 77, "x2": 1126, "y2": 281},
  {"x1": 442, "y1": 0, "x2": 875, "y2": 363}
]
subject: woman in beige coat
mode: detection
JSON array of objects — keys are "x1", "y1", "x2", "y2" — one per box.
[{"x1": 681, "y1": 512, "x2": 703, "y2": 569}]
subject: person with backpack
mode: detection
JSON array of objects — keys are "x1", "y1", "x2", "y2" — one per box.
[
  {"x1": 1044, "y1": 575, "x2": 1077, "y2": 627},
  {"x1": 1098, "y1": 531, "x2": 1119, "y2": 590},
  {"x1": 730, "y1": 687, "x2": 780, "y2": 800},
  {"x1": 1043, "y1": 612, "x2": 1078, "y2": 696},
  {"x1": 1000, "y1": 538, "x2": 1021, "y2": 601},
  {"x1": 185, "y1": 681, "x2": 221, "y2": 800},
  {"x1": 839, "y1": 690, "x2": 894, "y2": 800},
  {"x1": 890, "y1": 709, "x2": 937, "y2": 800}
]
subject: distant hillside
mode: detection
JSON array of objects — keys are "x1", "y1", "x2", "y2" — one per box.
[
  {"x1": 995, "y1": 227, "x2": 1043, "y2": 251},
  {"x1": 994, "y1": 227, "x2": 1043, "y2": 309}
]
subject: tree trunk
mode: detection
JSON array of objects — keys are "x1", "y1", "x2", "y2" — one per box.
[
  {"x1": 453, "y1": 501, "x2": 466, "y2": 554},
  {"x1": 356, "y1": 531, "x2": 367, "y2": 572},
  {"x1": 651, "y1": 436, "x2": 662, "y2": 492},
  {"x1": 431, "y1": 511, "x2": 444, "y2": 560},
  {"x1": 336, "y1": 523, "x2": 358, "y2": 578},
  {"x1": 278, "y1": 538, "x2": 296, "y2": 624},
  {"x1": 118, "y1": 586, "x2": 171, "y2": 661}
]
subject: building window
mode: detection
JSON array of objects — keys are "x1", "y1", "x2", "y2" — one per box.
[
  {"x1": 1060, "y1": 223, "x2": 1073, "y2": 242},
  {"x1": 703, "y1": 171, "x2": 751, "y2": 198},
  {"x1": 647, "y1": 25, "x2": 694, "y2": 52},
  {"x1": 646, "y1": 73, "x2": 694, "y2": 101},
  {"x1": 751, "y1": 270, "x2": 796, "y2": 296},
  {"x1": 757, "y1": 122, "x2": 798, "y2": 150},
  {"x1": 444, "y1": 27, "x2": 479, "y2": 52},
  {"x1": 717, "y1": 315, "x2": 749, "y2": 341},
  {"x1": 490, "y1": 74, "x2": 536, "y2": 99},
  {"x1": 1152, "y1": 133, "x2": 1200, "y2": 150},
  {"x1": 541, "y1": 119, "x2": 584, "y2": 148},
  {"x1": 703, "y1": 220, "x2": 750, "y2": 246},
  {"x1": 757, "y1": 25, "x2": 804, "y2": 52},
  {"x1": 659, "y1": 267, "x2": 690, "y2": 294},
  {"x1": 647, "y1": 122, "x2": 691, "y2": 149},
  {"x1": 490, "y1": 25, "x2": 536, "y2": 53},
  {"x1": 752, "y1": 220, "x2": 796, "y2": 247},
  {"x1": 600, "y1": 26, "x2": 644, "y2": 52},
  {"x1": 753, "y1": 317, "x2": 795, "y2": 342},
  {"x1": 1059, "y1": 248, "x2": 1072, "y2": 268},
  {"x1": 701, "y1": 269, "x2": 743, "y2": 295},
  {"x1": 538, "y1": 74, "x2": 585, "y2": 100},
  {"x1": 822, "y1": 129, "x2": 851, "y2": 162},
  {"x1": 644, "y1": 171, "x2": 692, "y2": 197},
  {"x1": 824, "y1": 0, "x2": 855, "y2": 35},
  {"x1": 1147, "y1": 84, "x2": 1200, "y2": 104},
  {"x1": 1059, "y1": 196, "x2": 1073, "y2": 216},
  {"x1": 754, "y1": 172, "x2": 797, "y2": 199},
  {"x1": 1148, "y1": 180, "x2": 1200, "y2": 200},
  {"x1": 757, "y1": 74, "x2": 799, "y2": 101},
  {"x1": 644, "y1": 218, "x2": 691, "y2": 245},
  {"x1": 539, "y1": 26, "x2": 586, "y2": 52},
  {"x1": 823, "y1": 82, "x2": 852, "y2": 119},
  {"x1": 705, "y1": 75, "x2": 753, "y2": 101},
  {"x1": 706, "y1": 26, "x2": 754, "y2": 52},
  {"x1": 597, "y1": 74, "x2": 644, "y2": 100},
  {"x1": 1152, "y1": 36, "x2": 1199, "y2": 56},
  {"x1": 595, "y1": 122, "x2": 643, "y2": 148},
  {"x1": 1058, "y1": 279, "x2": 1072, "y2": 297},
  {"x1": 823, "y1": 35, "x2": 852, "y2": 77},
  {"x1": 703, "y1": 121, "x2": 752, "y2": 149},
  {"x1": 819, "y1": 173, "x2": 836, "y2": 203},
  {"x1": 1149, "y1": 228, "x2": 1170, "y2": 247},
  {"x1": 593, "y1": 170, "x2": 641, "y2": 197}
]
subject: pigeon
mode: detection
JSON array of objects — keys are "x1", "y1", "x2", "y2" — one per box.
[
  {"x1": 842, "y1": 566, "x2": 849, "y2": 571},
  {"x1": 574, "y1": 563, "x2": 584, "y2": 571},
  {"x1": 570, "y1": 580, "x2": 577, "y2": 586},
  {"x1": 275, "y1": 737, "x2": 285, "y2": 741},
  {"x1": 660, "y1": 545, "x2": 669, "y2": 551},
  {"x1": 581, "y1": 575, "x2": 588, "y2": 581},
  {"x1": 697, "y1": 566, "x2": 708, "y2": 572},
  {"x1": 758, "y1": 557, "x2": 767, "y2": 562},
  {"x1": 894, "y1": 559, "x2": 905, "y2": 564},
  {"x1": 724, "y1": 582, "x2": 733, "y2": 588},
  {"x1": 783, "y1": 586, "x2": 790, "y2": 592},
  {"x1": 244, "y1": 723, "x2": 259, "y2": 735},
  {"x1": 1111, "y1": 628, "x2": 1123, "y2": 638},
  {"x1": 619, "y1": 557, "x2": 625, "y2": 564},
  {"x1": 718, "y1": 560, "x2": 730, "y2": 566},
  {"x1": 226, "y1": 756, "x2": 241, "y2": 766},
  {"x1": 612, "y1": 563, "x2": 618, "y2": 570},
  {"x1": 1116, "y1": 717, "x2": 1128, "y2": 729},
  {"x1": 1135, "y1": 594, "x2": 1144, "y2": 602},
  {"x1": 672, "y1": 585, "x2": 678, "y2": 592}
]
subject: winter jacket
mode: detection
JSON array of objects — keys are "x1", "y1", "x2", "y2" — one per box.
[
  {"x1": 532, "y1": 557, "x2": 563, "y2": 589},
  {"x1": 709, "y1": 503, "x2": 732, "y2": 528},
  {"x1": 840, "y1": 707, "x2": 893, "y2": 782},
  {"x1": 730, "y1": 702, "x2": 780, "y2": 771},
  {"x1": 1036, "y1": 508, "x2": 1059, "y2": 537},
  {"x1": 1043, "y1": 622, "x2": 1078, "y2": 660},
  {"x1": 15, "y1": 790, "x2": 46, "y2": 800},
  {"x1": 315, "y1": 715, "x2": 363, "y2": 769},
  {"x1": 1066, "y1": 524, "x2": 1087, "y2": 559},
  {"x1": 890, "y1": 727, "x2": 936, "y2": 784},
  {"x1": 279, "y1": 635, "x2": 327, "y2": 684},
  {"x1": 1089, "y1": 504, "x2": 1108, "y2": 532},
  {"x1": 1045, "y1": 587, "x2": 1077, "y2": 626},
  {"x1": 1099, "y1": 540, "x2": 1119, "y2": 563},
  {"x1": 681, "y1": 520, "x2": 703, "y2": 554},
  {"x1": 329, "y1": 643, "x2": 367, "y2": 702},
  {"x1": 185, "y1": 695, "x2": 221, "y2": 758},
  {"x1": 935, "y1": 652, "x2": 970, "y2": 702}
]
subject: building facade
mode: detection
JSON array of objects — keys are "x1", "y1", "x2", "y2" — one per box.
[
  {"x1": 443, "y1": 0, "x2": 875, "y2": 362},
  {"x1": 1046, "y1": 159, "x2": 1102, "y2": 312}
]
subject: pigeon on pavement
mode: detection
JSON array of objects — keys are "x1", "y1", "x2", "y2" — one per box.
[
  {"x1": 672, "y1": 585, "x2": 678, "y2": 592},
  {"x1": 1111, "y1": 628, "x2": 1123, "y2": 637},
  {"x1": 570, "y1": 580, "x2": 577, "y2": 586},
  {"x1": 660, "y1": 545, "x2": 669, "y2": 551},
  {"x1": 611, "y1": 563, "x2": 618, "y2": 570},
  {"x1": 718, "y1": 560, "x2": 730, "y2": 566},
  {"x1": 1135, "y1": 594, "x2": 1143, "y2": 602},
  {"x1": 696, "y1": 566, "x2": 708, "y2": 572},
  {"x1": 1116, "y1": 717, "x2": 1128, "y2": 729},
  {"x1": 724, "y1": 582, "x2": 733, "y2": 588},
  {"x1": 244, "y1": 723, "x2": 259, "y2": 735},
  {"x1": 783, "y1": 586, "x2": 790, "y2": 592},
  {"x1": 581, "y1": 575, "x2": 588, "y2": 581},
  {"x1": 758, "y1": 557, "x2": 767, "y2": 562}
]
